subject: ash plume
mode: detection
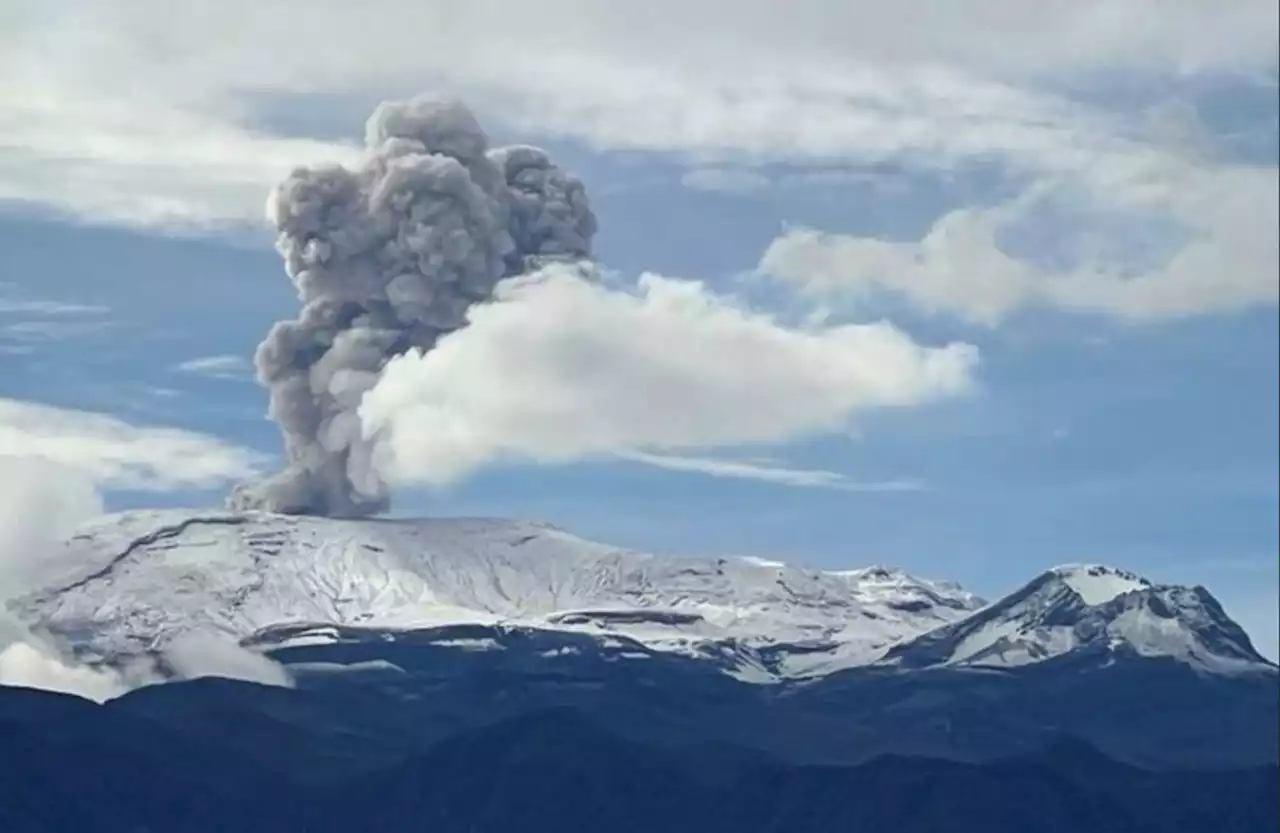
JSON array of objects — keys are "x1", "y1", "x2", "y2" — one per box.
[{"x1": 229, "y1": 97, "x2": 596, "y2": 517}]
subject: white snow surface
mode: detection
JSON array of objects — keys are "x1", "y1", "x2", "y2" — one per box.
[
  {"x1": 11, "y1": 511, "x2": 1269, "y2": 682},
  {"x1": 884, "y1": 564, "x2": 1274, "y2": 674},
  {"x1": 8, "y1": 510, "x2": 985, "y2": 681},
  {"x1": 1051, "y1": 564, "x2": 1152, "y2": 606}
]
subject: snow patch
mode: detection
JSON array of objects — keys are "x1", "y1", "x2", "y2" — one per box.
[
  {"x1": 539, "y1": 646, "x2": 581, "y2": 658},
  {"x1": 430, "y1": 637, "x2": 503, "y2": 651},
  {"x1": 738, "y1": 556, "x2": 785, "y2": 568},
  {"x1": 289, "y1": 659, "x2": 406, "y2": 675},
  {"x1": 1052, "y1": 564, "x2": 1151, "y2": 606},
  {"x1": 882, "y1": 566, "x2": 1274, "y2": 674}
]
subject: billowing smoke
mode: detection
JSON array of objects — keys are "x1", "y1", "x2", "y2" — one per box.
[{"x1": 229, "y1": 97, "x2": 596, "y2": 517}]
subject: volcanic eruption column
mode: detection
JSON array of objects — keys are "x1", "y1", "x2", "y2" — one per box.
[{"x1": 228, "y1": 97, "x2": 597, "y2": 517}]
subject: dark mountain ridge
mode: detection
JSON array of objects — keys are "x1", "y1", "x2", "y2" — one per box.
[{"x1": 2, "y1": 684, "x2": 1276, "y2": 833}]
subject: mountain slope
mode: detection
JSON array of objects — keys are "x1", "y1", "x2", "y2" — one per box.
[
  {"x1": 883, "y1": 564, "x2": 1273, "y2": 673},
  {"x1": 9, "y1": 511, "x2": 1274, "y2": 688},
  {"x1": 11, "y1": 510, "x2": 982, "y2": 679}
]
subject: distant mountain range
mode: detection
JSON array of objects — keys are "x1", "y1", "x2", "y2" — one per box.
[{"x1": 3, "y1": 509, "x2": 1277, "y2": 831}]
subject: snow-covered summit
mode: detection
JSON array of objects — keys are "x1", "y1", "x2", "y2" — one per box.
[
  {"x1": 9, "y1": 510, "x2": 982, "y2": 680},
  {"x1": 1048, "y1": 564, "x2": 1152, "y2": 606},
  {"x1": 9, "y1": 510, "x2": 1271, "y2": 682},
  {"x1": 883, "y1": 563, "x2": 1273, "y2": 674}
]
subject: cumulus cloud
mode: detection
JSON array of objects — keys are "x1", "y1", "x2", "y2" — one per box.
[
  {"x1": 0, "y1": 398, "x2": 265, "y2": 490},
  {"x1": 759, "y1": 162, "x2": 1280, "y2": 324},
  {"x1": 360, "y1": 265, "x2": 976, "y2": 486}
]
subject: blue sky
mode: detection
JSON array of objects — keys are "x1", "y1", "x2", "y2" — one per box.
[{"x1": 1, "y1": 2, "x2": 1276, "y2": 657}]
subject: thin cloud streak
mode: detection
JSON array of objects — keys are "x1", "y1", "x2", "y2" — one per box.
[
  {"x1": 174, "y1": 354, "x2": 255, "y2": 381},
  {"x1": 617, "y1": 449, "x2": 927, "y2": 492},
  {"x1": 0, "y1": 397, "x2": 264, "y2": 491}
]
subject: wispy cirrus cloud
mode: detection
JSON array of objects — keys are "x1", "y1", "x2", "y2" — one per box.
[
  {"x1": 0, "y1": 287, "x2": 112, "y2": 345},
  {"x1": 0, "y1": 299, "x2": 108, "y2": 316},
  {"x1": 3, "y1": 319, "x2": 112, "y2": 343},
  {"x1": 173, "y1": 354, "x2": 254, "y2": 381},
  {"x1": 615, "y1": 449, "x2": 925, "y2": 492},
  {"x1": 680, "y1": 168, "x2": 772, "y2": 195}
]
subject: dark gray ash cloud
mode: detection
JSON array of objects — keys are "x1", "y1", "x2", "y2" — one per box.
[{"x1": 229, "y1": 97, "x2": 596, "y2": 517}]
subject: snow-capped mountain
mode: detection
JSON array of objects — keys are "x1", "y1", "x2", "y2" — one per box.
[
  {"x1": 8, "y1": 510, "x2": 1277, "y2": 772},
  {"x1": 9, "y1": 512, "x2": 1274, "y2": 683},
  {"x1": 883, "y1": 564, "x2": 1273, "y2": 673},
  {"x1": 10, "y1": 510, "x2": 983, "y2": 680}
]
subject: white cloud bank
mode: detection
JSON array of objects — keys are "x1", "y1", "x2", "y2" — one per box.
[
  {"x1": 1, "y1": 1, "x2": 1274, "y2": 228},
  {"x1": 361, "y1": 267, "x2": 976, "y2": 486},
  {"x1": 0, "y1": 1, "x2": 1271, "y2": 335},
  {"x1": 759, "y1": 163, "x2": 1279, "y2": 324},
  {"x1": 0, "y1": 398, "x2": 264, "y2": 491}
]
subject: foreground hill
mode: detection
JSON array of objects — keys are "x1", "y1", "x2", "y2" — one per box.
[{"x1": 1, "y1": 684, "x2": 1275, "y2": 833}]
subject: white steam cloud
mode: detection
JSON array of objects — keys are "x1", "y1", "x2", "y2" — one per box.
[
  {"x1": 0, "y1": 456, "x2": 128, "y2": 702},
  {"x1": 0, "y1": 454, "x2": 292, "y2": 701},
  {"x1": 162, "y1": 631, "x2": 294, "y2": 689},
  {"x1": 361, "y1": 267, "x2": 976, "y2": 486}
]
